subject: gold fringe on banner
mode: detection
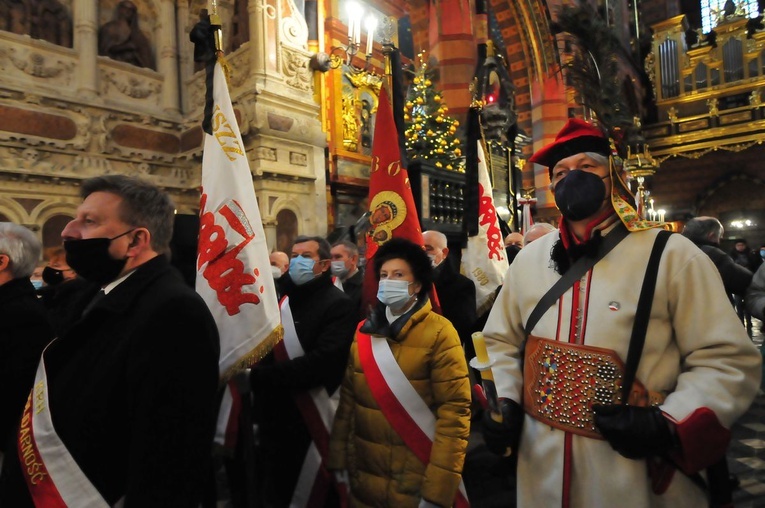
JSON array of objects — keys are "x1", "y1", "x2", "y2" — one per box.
[{"x1": 219, "y1": 324, "x2": 284, "y2": 386}]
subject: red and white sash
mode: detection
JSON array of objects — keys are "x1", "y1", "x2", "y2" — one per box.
[
  {"x1": 17, "y1": 343, "x2": 119, "y2": 507},
  {"x1": 274, "y1": 297, "x2": 340, "y2": 507},
  {"x1": 357, "y1": 326, "x2": 470, "y2": 507},
  {"x1": 214, "y1": 379, "x2": 242, "y2": 450}
]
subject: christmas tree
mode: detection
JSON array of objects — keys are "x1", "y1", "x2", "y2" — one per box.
[{"x1": 404, "y1": 53, "x2": 464, "y2": 172}]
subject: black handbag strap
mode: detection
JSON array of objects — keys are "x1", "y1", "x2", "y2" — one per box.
[
  {"x1": 620, "y1": 229, "x2": 673, "y2": 404},
  {"x1": 524, "y1": 224, "x2": 629, "y2": 336}
]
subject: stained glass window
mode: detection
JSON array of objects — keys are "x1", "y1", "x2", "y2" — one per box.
[{"x1": 701, "y1": 0, "x2": 760, "y2": 33}]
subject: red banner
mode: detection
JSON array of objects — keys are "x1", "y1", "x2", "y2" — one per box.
[{"x1": 361, "y1": 86, "x2": 425, "y2": 313}]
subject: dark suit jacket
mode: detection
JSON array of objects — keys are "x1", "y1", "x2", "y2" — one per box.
[
  {"x1": 0, "y1": 278, "x2": 54, "y2": 455},
  {"x1": 698, "y1": 242, "x2": 753, "y2": 296},
  {"x1": 342, "y1": 268, "x2": 364, "y2": 319},
  {"x1": 433, "y1": 259, "x2": 477, "y2": 345},
  {"x1": 36, "y1": 276, "x2": 91, "y2": 336},
  {"x1": 0, "y1": 255, "x2": 220, "y2": 508},
  {"x1": 250, "y1": 270, "x2": 356, "y2": 505}
]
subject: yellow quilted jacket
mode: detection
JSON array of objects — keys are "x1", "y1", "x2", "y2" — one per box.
[{"x1": 327, "y1": 299, "x2": 471, "y2": 507}]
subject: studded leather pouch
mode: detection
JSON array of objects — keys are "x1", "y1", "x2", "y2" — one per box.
[{"x1": 522, "y1": 335, "x2": 663, "y2": 439}]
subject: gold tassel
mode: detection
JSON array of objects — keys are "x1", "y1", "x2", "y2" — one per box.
[{"x1": 219, "y1": 324, "x2": 284, "y2": 386}]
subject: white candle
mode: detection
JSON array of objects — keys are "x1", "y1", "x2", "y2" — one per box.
[
  {"x1": 354, "y1": 11, "x2": 362, "y2": 45},
  {"x1": 346, "y1": 2, "x2": 358, "y2": 40},
  {"x1": 365, "y1": 16, "x2": 377, "y2": 56}
]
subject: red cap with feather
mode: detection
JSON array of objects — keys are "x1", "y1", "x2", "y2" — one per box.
[{"x1": 529, "y1": 119, "x2": 612, "y2": 177}]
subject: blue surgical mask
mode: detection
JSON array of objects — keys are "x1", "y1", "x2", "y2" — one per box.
[
  {"x1": 377, "y1": 279, "x2": 414, "y2": 311},
  {"x1": 289, "y1": 256, "x2": 317, "y2": 286},
  {"x1": 760, "y1": 249, "x2": 765, "y2": 259},
  {"x1": 30, "y1": 279, "x2": 44, "y2": 290},
  {"x1": 331, "y1": 260, "x2": 349, "y2": 278}
]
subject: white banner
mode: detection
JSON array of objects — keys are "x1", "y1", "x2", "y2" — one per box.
[
  {"x1": 196, "y1": 60, "x2": 282, "y2": 381},
  {"x1": 520, "y1": 198, "x2": 536, "y2": 236},
  {"x1": 461, "y1": 140, "x2": 510, "y2": 315}
]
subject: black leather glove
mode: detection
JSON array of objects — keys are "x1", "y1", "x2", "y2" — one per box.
[
  {"x1": 481, "y1": 398, "x2": 523, "y2": 456},
  {"x1": 593, "y1": 404, "x2": 677, "y2": 460}
]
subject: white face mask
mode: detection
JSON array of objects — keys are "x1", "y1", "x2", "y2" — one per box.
[
  {"x1": 427, "y1": 254, "x2": 439, "y2": 268},
  {"x1": 330, "y1": 260, "x2": 349, "y2": 278},
  {"x1": 270, "y1": 266, "x2": 283, "y2": 279},
  {"x1": 377, "y1": 279, "x2": 413, "y2": 311}
]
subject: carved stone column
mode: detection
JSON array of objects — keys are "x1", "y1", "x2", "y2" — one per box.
[
  {"x1": 263, "y1": 218, "x2": 277, "y2": 252},
  {"x1": 158, "y1": 0, "x2": 180, "y2": 115},
  {"x1": 177, "y1": 0, "x2": 192, "y2": 114},
  {"x1": 248, "y1": 0, "x2": 265, "y2": 78},
  {"x1": 73, "y1": 0, "x2": 98, "y2": 98}
]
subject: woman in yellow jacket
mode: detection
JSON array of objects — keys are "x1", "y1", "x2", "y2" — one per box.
[{"x1": 328, "y1": 238, "x2": 471, "y2": 508}]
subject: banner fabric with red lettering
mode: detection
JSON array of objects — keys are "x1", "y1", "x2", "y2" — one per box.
[
  {"x1": 460, "y1": 138, "x2": 509, "y2": 315},
  {"x1": 196, "y1": 58, "x2": 283, "y2": 383}
]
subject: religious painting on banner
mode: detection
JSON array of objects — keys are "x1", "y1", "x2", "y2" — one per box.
[
  {"x1": 461, "y1": 139, "x2": 509, "y2": 315},
  {"x1": 361, "y1": 85, "x2": 425, "y2": 313},
  {"x1": 196, "y1": 59, "x2": 283, "y2": 384}
]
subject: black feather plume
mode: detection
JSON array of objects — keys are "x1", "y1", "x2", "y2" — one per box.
[{"x1": 553, "y1": 4, "x2": 638, "y2": 153}]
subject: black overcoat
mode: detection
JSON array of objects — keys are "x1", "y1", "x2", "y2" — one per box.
[
  {"x1": 251, "y1": 270, "x2": 357, "y2": 506},
  {"x1": 0, "y1": 255, "x2": 220, "y2": 507},
  {"x1": 0, "y1": 278, "x2": 54, "y2": 455}
]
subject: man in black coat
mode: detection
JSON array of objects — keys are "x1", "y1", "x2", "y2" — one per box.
[
  {"x1": 682, "y1": 217, "x2": 753, "y2": 299},
  {"x1": 0, "y1": 223, "x2": 54, "y2": 462},
  {"x1": 269, "y1": 250, "x2": 290, "y2": 299},
  {"x1": 730, "y1": 238, "x2": 763, "y2": 330},
  {"x1": 331, "y1": 240, "x2": 364, "y2": 318},
  {"x1": 0, "y1": 175, "x2": 220, "y2": 507},
  {"x1": 423, "y1": 230, "x2": 477, "y2": 346},
  {"x1": 251, "y1": 235, "x2": 356, "y2": 507}
]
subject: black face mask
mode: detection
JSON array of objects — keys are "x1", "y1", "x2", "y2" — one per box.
[
  {"x1": 64, "y1": 229, "x2": 135, "y2": 285},
  {"x1": 42, "y1": 266, "x2": 65, "y2": 286},
  {"x1": 554, "y1": 170, "x2": 609, "y2": 222}
]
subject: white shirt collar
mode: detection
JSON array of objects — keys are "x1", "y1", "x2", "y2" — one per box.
[{"x1": 102, "y1": 270, "x2": 135, "y2": 295}]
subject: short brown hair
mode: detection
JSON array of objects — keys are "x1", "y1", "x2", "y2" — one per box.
[{"x1": 81, "y1": 175, "x2": 175, "y2": 255}]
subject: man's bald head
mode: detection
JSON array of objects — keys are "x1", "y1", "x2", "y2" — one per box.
[
  {"x1": 523, "y1": 223, "x2": 556, "y2": 245},
  {"x1": 682, "y1": 216, "x2": 724, "y2": 245},
  {"x1": 504, "y1": 232, "x2": 524, "y2": 248},
  {"x1": 269, "y1": 251, "x2": 289, "y2": 275},
  {"x1": 422, "y1": 230, "x2": 448, "y2": 267}
]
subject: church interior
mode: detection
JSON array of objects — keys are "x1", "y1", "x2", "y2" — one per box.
[{"x1": 1, "y1": 0, "x2": 764, "y2": 252}]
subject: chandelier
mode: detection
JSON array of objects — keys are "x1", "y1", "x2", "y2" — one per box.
[{"x1": 622, "y1": 116, "x2": 662, "y2": 220}]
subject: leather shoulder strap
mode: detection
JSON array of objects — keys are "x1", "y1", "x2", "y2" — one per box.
[{"x1": 620, "y1": 229, "x2": 673, "y2": 403}]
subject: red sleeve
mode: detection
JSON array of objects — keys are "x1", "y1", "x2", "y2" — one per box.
[{"x1": 667, "y1": 407, "x2": 731, "y2": 474}]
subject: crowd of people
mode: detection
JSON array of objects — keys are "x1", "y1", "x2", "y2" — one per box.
[{"x1": 0, "y1": 118, "x2": 762, "y2": 507}]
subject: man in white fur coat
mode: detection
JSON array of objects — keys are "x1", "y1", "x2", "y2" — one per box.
[{"x1": 480, "y1": 118, "x2": 761, "y2": 508}]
